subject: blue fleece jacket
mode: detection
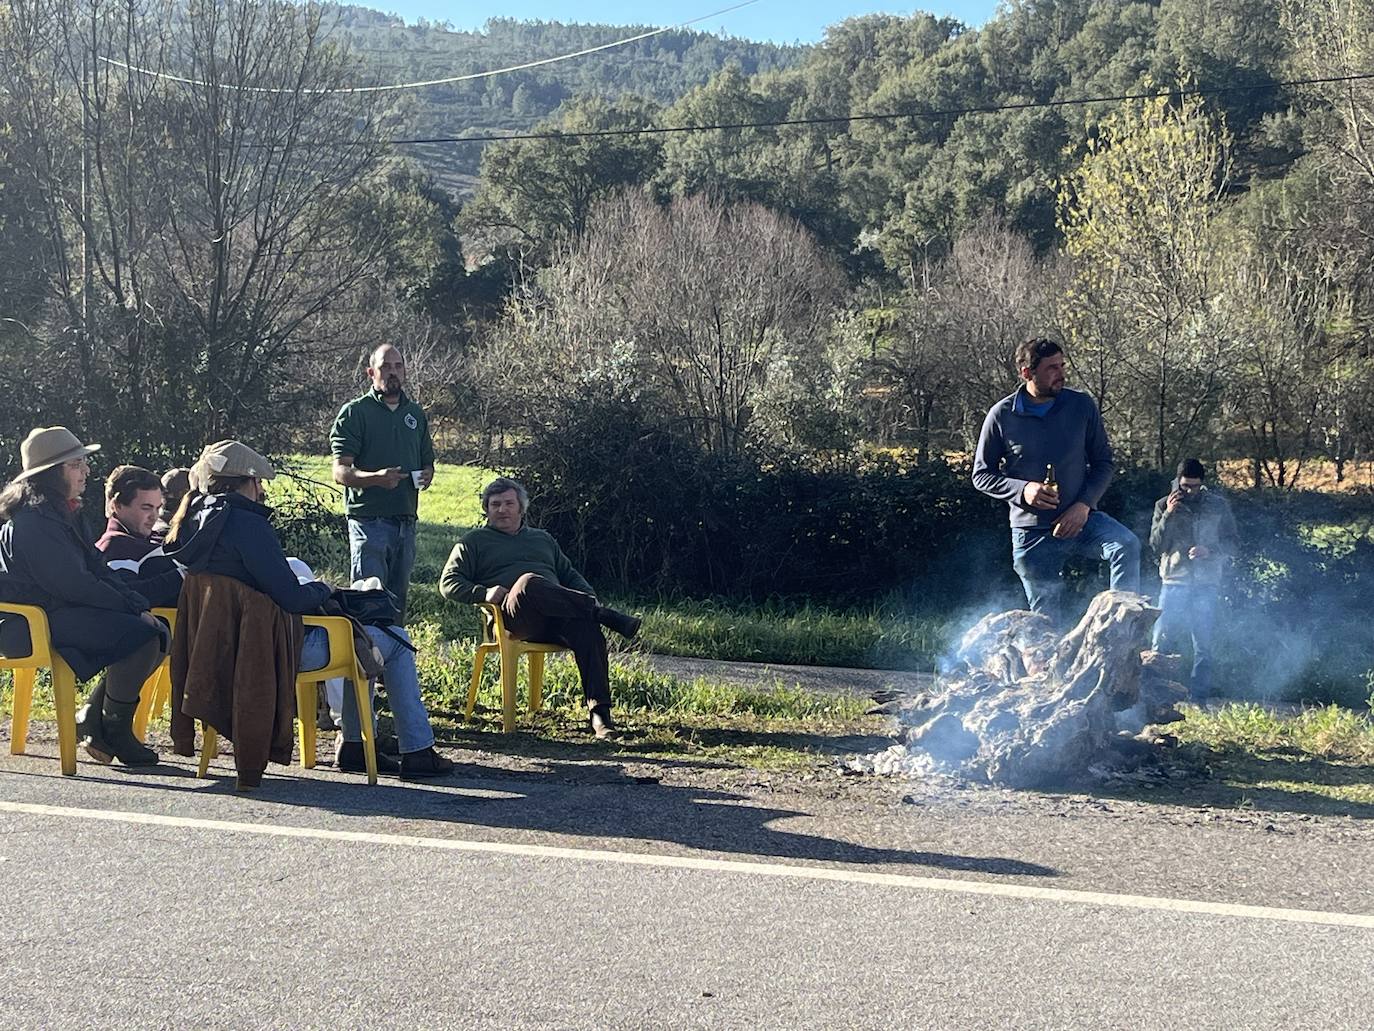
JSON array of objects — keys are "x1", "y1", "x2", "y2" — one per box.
[{"x1": 972, "y1": 386, "x2": 1115, "y2": 529}]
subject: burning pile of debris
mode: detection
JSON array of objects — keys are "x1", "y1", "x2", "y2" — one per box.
[{"x1": 853, "y1": 591, "x2": 1188, "y2": 788}]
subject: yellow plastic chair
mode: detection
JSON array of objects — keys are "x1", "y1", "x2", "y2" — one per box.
[
  {"x1": 1, "y1": 603, "x2": 79, "y2": 776},
  {"x1": 468, "y1": 601, "x2": 571, "y2": 732},
  {"x1": 196, "y1": 615, "x2": 378, "y2": 785},
  {"x1": 132, "y1": 607, "x2": 178, "y2": 741},
  {"x1": 136, "y1": 612, "x2": 377, "y2": 785}
]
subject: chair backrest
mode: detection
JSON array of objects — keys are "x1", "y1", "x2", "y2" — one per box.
[{"x1": 299, "y1": 615, "x2": 358, "y2": 683}]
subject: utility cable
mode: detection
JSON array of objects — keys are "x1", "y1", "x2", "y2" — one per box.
[
  {"x1": 377, "y1": 71, "x2": 1374, "y2": 146},
  {"x1": 97, "y1": 0, "x2": 763, "y2": 94}
]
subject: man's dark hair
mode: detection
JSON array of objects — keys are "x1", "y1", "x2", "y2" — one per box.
[
  {"x1": 1177, "y1": 458, "x2": 1207, "y2": 480},
  {"x1": 105, "y1": 465, "x2": 162, "y2": 507},
  {"x1": 1016, "y1": 337, "x2": 1063, "y2": 372},
  {"x1": 481, "y1": 476, "x2": 529, "y2": 513}
]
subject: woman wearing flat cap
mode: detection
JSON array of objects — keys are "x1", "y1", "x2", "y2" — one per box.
[{"x1": 0, "y1": 427, "x2": 167, "y2": 766}]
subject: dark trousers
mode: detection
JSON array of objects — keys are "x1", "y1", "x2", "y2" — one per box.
[{"x1": 501, "y1": 573, "x2": 610, "y2": 709}]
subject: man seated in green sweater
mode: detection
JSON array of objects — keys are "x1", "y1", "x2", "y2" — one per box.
[{"x1": 439, "y1": 477, "x2": 641, "y2": 738}]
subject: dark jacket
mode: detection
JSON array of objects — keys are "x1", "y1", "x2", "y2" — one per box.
[
  {"x1": 972, "y1": 386, "x2": 1115, "y2": 529},
  {"x1": 95, "y1": 516, "x2": 184, "y2": 609},
  {"x1": 163, "y1": 492, "x2": 330, "y2": 614},
  {"x1": 1149, "y1": 481, "x2": 1238, "y2": 586},
  {"x1": 0, "y1": 501, "x2": 149, "y2": 614}
]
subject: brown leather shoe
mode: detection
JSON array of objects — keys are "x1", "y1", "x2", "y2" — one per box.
[{"x1": 589, "y1": 705, "x2": 617, "y2": 740}]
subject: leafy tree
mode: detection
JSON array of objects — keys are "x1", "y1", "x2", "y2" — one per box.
[
  {"x1": 1058, "y1": 93, "x2": 1235, "y2": 469},
  {"x1": 458, "y1": 95, "x2": 663, "y2": 262}
]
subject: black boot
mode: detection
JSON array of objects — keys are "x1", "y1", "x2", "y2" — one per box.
[
  {"x1": 87, "y1": 697, "x2": 159, "y2": 767},
  {"x1": 76, "y1": 679, "x2": 107, "y2": 748},
  {"x1": 595, "y1": 606, "x2": 642, "y2": 641}
]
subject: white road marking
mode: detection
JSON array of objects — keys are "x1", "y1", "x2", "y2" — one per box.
[{"x1": 2, "y1": 799, "x2": 1371, "y2": 930}]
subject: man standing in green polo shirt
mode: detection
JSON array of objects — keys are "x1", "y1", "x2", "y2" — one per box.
[{"x1": 330, "y1": 343, "x2": 434, "y2": 621}]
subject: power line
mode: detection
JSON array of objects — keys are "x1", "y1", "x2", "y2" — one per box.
[
  {"x1": 98, "y1": 0, "x2": 763, "y2": 95},
  {"x1": 378, "y1": 71, "x2": 1374, "y2": 147}
]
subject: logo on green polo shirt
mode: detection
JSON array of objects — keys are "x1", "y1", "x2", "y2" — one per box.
[{"x1": 404, "y1": 413, "x2": 418, "y2": 430}]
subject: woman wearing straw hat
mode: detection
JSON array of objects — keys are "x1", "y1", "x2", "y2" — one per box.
[{"x1": 0, "y1": 427, "x2": 167, "y2": 766}]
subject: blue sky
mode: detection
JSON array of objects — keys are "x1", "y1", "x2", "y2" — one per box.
[{"x1": 361, "y1": 2, "x2": 1001, "y2": 45}]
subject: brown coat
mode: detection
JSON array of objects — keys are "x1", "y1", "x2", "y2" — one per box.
[{"x1": 171, "y1": 573, "x2": 303, "y2": 779}]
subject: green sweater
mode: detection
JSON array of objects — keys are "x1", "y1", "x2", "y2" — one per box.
[{"x1": 439, "y1": 525, "x2": 595, "y2": 603}]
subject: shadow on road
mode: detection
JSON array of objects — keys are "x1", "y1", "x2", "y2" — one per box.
[{"x1": 0, "y1": 752, "x2": 1058, "y2": 879}]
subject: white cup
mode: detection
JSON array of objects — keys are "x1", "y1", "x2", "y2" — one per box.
[{"x1": 411, "y1": 470, "x2": 425, "y2": 490}]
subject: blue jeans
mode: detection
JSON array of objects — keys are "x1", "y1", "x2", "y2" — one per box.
[
  {"x1": 1152, "y1": 582, "x2": 1217, "y2": 700},
  {"x1": 301, "y1": 624, "x2": 434, "y2": 753},
  {"x1": 347, "y1": 516, "x2": 417, "y2": 622},
  {"x1": 1011, "y1": 511, "x2": 1141, "y2": 624}
]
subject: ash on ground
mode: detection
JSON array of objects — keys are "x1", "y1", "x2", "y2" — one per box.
[{"x1": 848, "y1": 591, "x2": 1189, "y2": 789}]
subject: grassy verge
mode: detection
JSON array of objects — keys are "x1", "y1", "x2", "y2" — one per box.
[
  {"x1": 410, "y1": 622, "x2": 870, "y2": 723},
  {"x1": 1160, "y1": 703, "x2": 1374, "y2": 812},
  {"x1": 1176, "y1": 702, "x2": 1374, "y2": 763},
  {"x1": 626, "y1": 596, "x2": 952, "y2": 671},
  {"x1": 1, "y1": 635, "x2": 878, "y2": 773}
]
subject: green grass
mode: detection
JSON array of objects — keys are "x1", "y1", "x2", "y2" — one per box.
[
  {"x1": 630, "y1": 596, "x2": 951, "y2": 670},
  {"x1": 1162, "y1": 703, "x2": 1374, "y2": 812},
  {"x1": 1175, "y1": 702, "x2": 1374, "y2": 765},
  {"x1": 408, "y1": 621, "x2": 870, "y2": 722}
]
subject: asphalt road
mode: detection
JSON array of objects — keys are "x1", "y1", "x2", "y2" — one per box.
[{"x1": 2, "y1": 747, "x2": 1372, "y2": 1029}]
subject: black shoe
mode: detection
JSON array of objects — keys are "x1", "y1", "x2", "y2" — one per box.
[
  {"x1": 376, "y1": 733, "x2": 400, "y2": 757},
  {"x1": 400, "y1": 746, "x2": 455, "y2": 779},
  {"x1": 335, "y1": 740, "x2": 399, "y2": 774},
  {"x1": 595, "y1": 607, "x2": 642, "y2": 641},
  {"x1": 589, "y1": 705, "x2": 617, "y2": 740},
  {"x1": 87, "y1": 698, "x2": 159, "y2": 767}
]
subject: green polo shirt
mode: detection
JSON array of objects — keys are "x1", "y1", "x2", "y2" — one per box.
[{"x1": 329, "y1": 388, "x2": 435, "y2": 519}]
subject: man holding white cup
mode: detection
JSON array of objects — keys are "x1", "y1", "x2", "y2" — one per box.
[{"x1": 329, "y1": 343, "x2": 435, "y2": 622}]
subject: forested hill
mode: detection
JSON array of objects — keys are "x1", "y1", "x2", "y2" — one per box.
[{"x1": 334, "y1": 7, "x2": 806, "y2": 193}]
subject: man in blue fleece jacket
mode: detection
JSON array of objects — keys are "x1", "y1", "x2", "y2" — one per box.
[{"x1": 972, "y1": 338, "x2": 1140, "y2": 623}]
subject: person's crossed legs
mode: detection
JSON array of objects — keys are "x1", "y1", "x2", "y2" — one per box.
[{"x1": 501, "y1": 573, "x2": 613, "y2": 718}]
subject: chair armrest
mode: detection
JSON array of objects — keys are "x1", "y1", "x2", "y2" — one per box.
[
  {"x1": 0, "y1": 603, "x2": 51, "y2": 641},
  {"x1": 475, "y1": 601, "x2": 507, "y2": 642}
]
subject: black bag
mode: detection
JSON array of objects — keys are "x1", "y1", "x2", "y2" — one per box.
[
  {"x1": 330, "y1": 587, "x2": 400, "y2": 627},
  {"x1": 326, "y1": 588, "x2": 416, "y2": 654}
]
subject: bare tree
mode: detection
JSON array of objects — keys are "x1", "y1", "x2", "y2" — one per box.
[{"x1": 0, "y1": 0, "x2": 398, "y2": 460}]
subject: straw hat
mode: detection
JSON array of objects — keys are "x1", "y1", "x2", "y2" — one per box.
[{"x1": 15, "y1": 426, "x2": 101, "y2": 481}]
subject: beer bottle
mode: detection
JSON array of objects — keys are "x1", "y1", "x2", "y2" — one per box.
[{"x1": 1044, "y1": 464, "x2": 1057, "y2": 490}]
